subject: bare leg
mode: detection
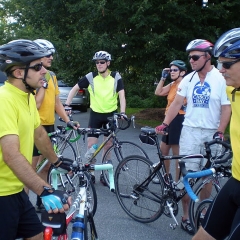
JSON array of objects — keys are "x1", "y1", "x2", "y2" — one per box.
[
  {"x1": 171, "y1": 144, "x2": 180, "y2": 181},
  {"x1": 160, "y1": 141, "x2": 171, "y2": 173},
  {"x1": 192, "y1": 226, "x2": 216, "y2": 240},
  {"x1": 181, "y1": 192, "x2": 190, "y2": 220}
]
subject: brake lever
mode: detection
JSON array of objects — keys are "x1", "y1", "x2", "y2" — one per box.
[{"x1": 131, "y1": 115, "x2": 136, "y2": 128}]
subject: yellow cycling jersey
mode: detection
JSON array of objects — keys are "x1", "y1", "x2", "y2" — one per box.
[
  {"x1": 226, "y1": 86, "x2": 240, "y2": 181},
  {"x1": 0, "y1": 81, "x2": 40, "y2": 196}
]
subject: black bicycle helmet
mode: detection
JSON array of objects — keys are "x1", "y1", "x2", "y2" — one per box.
[
  {"x1": 186, "y1": 39, "x2": 214, "y2": 54},
  {"x1": 0, "y1": 39, "x2": 50, "y2": 72},
  {"x1": 92, "y1": 51, "x2": 112, "y2": 61},
  {"x1": 169, "y1": 60, "x2": 187, "y2": 71},
  {"x1": 213, "y1": 28, "x2": 240, "y2": 58}
]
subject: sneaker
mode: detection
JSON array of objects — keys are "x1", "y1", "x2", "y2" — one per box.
[
  {"x1": 100, "y1": 173, "x2": 108, "y2": 186},
  {"x1": 35, "y1": 204, "x2": 45, "y2": 213},
  {"x1": 152, "y1": 177, "x2": 161, "y2": 184},
  {"x1": 181, "y1": 218, "x2": 194, "y2": 235},
  {"x1": 152, "y1": 174, "x2": 169, "y2": 185}
]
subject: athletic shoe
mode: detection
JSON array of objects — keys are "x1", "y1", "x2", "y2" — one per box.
[{"x1": 181, "y1": 218, "x2": 194, "y2": 235}]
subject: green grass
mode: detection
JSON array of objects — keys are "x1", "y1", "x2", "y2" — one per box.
[{"x1": 125, "y1": 108, "x2": 159, "y2": 127}]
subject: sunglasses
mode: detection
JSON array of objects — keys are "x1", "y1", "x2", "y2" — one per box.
[
  {"x1": 188, "y1": 54, "x2": 205, "y2": 61},
  {"x1": 95, "y1": 61, "x2": 106, "y2": 65},
  {"x1": 45, "y1": 54, "x2": 53, "y2": 58},
  {"x1": 19, "y1": 63, "x2": 43, "y2": 72},
  {"x1": 217, "y1": 59, "x2": 240, "y2": 69},
  {"x1": 170, "y1": 69, "x2": 179, "y2": 72}
]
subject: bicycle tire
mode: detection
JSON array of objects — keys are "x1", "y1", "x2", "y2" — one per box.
[
  {"x1": 84, "y1": 209, "x2": 98, "y2": 240},
  {"x1": 188, "y1": 173, "x2": 230, "y2": 232},
  {"x1": 194, "y1": 199, "x2": 212, "y2": 231},
  {"x1": 48, "y1": 161, "x2": 97, "y2": 216},
  {"x1": 51, "y1": 135, "x2": 77, "y2": 160},
  {"x1": 115, "y1": 155, "x2": 164, "y2": 223},
  {"x1": 101, "y1": 141, "x2": 149, "y2": 187}
]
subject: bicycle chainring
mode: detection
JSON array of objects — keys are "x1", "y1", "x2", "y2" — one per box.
[{"x1": 163, "y1": 197, "x2": 178, "y2": 218}]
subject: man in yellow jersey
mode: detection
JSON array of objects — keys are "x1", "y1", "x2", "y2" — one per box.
[
  {"x1": 66, "y1": 51, "x2": 126, "y2": 184},
  {"x1": 0, "y1": 39, "x2": 71, "y2": 240},
  {"x1": 32, "y1": 39, "x2": 75, "y2": 213},
  {"x1": 193, "y1": 28, "x2": 240, "y2": 240}
]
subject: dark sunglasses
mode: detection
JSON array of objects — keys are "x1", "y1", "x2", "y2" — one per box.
[
  {"x1": 170, "y1": 69, "x2": 179, "y2": 72},
  {"x1": 46, "y1": 54, "x2": 53, "y2": 58},
  {"x1": 188, "y1": 54, "x2": 205, "y2": 61},
  {"x1": 20, "y1": 63, "x2": 43, "y2": 71},
  {"x1": 217, "y1": 59, "x2": 240, "y2": 69},
  {"x1": 95, "y1": 61, "x2": 106, "y2": 65}
]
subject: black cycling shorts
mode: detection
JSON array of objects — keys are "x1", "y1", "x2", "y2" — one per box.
[
  {"x1": 161, "y1": 114, "x2": 184, "y2": 145},
  {"x1": 88, "y1": 109, "x2": 117, "y2": 138},
  {"x1": 0, "y1": 190, "x2": 43, "y2": 239},
  {"x1": 203, "y1": 177, "x2": 240, "y2": 240},
  {"x1": 33, "y1": 125, "x2": 55, "y2": 156}
]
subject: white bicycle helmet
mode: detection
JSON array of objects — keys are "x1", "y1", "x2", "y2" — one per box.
[
  {"x1": 186, "y1": 39, "x2": 214, "y2": 54},
  {"x1": 92, "y1": 51, "x2": 112, "y2": 61},
  {"x1": 34, "y1": 39, "x2": 56, "y2": 54}
]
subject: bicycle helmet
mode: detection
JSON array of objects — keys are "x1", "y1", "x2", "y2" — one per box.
[
  {"x1": 0, "y1": 39, "x2": 50, "y2": 72},
  {"x1": 213, "y1": 28, "x2": 240, "y2": 58},
  {"x1": 92, "y1": 51, "x2": 112, "y2": 61},
  {"x1": 34, "y1": 39, "x2": 56, "y2": 54},
  {"x1": 169, "y1": 60, "x2": 187, "y2": 71},
  {"x1": 186, "y1": 39, "x2": 214, "y2": 54}
]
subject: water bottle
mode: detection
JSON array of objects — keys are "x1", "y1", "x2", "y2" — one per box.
[
  {"x1": 84, "y1": 144, "x2": 98, "y2": 161},
  {"x1": 71, "y1": 214, "x2": 84, "y2": 240}
]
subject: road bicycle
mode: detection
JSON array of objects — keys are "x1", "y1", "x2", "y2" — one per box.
[
  {"x1": 179, "y1": 157, "x2": 231, "y2": 233},
  {"x1": 114, "y1": 126, "x2": 232, "y2": 231},
  {"x1": 42, "y1": 160, "x2": 115, "y2": 240}
]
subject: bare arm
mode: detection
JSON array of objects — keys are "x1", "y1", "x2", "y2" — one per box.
[
  {"x1": 163, "y1": 94, "x2": 185, "y2": 125},
  {"x1": 218, "y1": 104, "x2": 231, "y2": 133},
  {"x1": 155, "y1": 80, "x2": 171, "y2": 96},
  {"x1": 35, "y1": 87, "x2": 46, "y2": 109},
  {"x1": 55, "y1": 96, "x2": 71, "y2": 123},
  {"x1": 118, "y1": 89, "x2": 126, "y2": 113},
  {"x1": 65, "y1": 84, "x2": 80, "y2": 106},
  {"x1": 1, "y1": 134, "x2": 52, "y2": 196}
]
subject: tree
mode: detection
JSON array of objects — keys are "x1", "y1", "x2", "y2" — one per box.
[{"x1": 1, "y1": 0, "x2": 240, "y2": 107}]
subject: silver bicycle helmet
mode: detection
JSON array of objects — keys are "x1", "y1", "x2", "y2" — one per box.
[
  {"x1": 92, "y1": 51, "x2": 112, "y2": 61},
  {"x1": 186, "y1": 39, "x2": 214, "y2": 54},
  {"x1": 213, "y1": 28, "x2": 240, "y2": 58},
  {"x1": 34, "y1": 39, "x2": 56, "y2": 54},
  {"x1": 0, "y1": 39, "x2": 50, "y2": 72}
]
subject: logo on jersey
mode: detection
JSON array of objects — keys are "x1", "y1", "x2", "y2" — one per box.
[{"x1": 192, "y1": 81, "x2": 211, "y2": 108}]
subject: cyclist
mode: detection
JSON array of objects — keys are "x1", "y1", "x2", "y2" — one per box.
[
  {"x1": 153, "y1": 60, "x2": 187, "y2": 183},
  {"x1": 32, "y1": 39, "x2": 75, "y2": 213},
  {"x1": 155, "y1": 39, "x2": 231, "y2": 235},
  {"x1": 193, "y1": 28, "x2": 240, "y2": 240},
  {"x1": 65, "y1": 51, "x2": 126, "y2": 185},
  {"x1": 0, "y1": 39, "x2": 71, "y2": 240}
]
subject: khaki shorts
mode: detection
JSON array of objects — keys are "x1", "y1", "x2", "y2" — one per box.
[{"x1": 179, "y1": 126, "x2": 218, "y2": 171}]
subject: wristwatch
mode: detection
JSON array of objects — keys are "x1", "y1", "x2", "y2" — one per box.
[{"x1": 63, "y1": 103, "x2": 70, "y2": 107}]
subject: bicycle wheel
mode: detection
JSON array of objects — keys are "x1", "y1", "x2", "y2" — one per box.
[
  {"x1": 84, "y1": 210, "x2": 98, "y2": 240},
  {"x1": 48, "y1": 162, "x2": 97, "y2": 216},
  {"x1": 188, "y1": 173, "x2": 230, "y2": 232},
  {"x1": 194, "y1": 199, "x2": 212, "y2": 231},
  {"x1": 115, "y1": 155, "x2": 164, "y2": 223},
  {"x1": 52, "y1": 135, "x2": 77, "y2": 160},
  {"x1": 101, "y1": 141, "x2": 149, "y2": 187}
]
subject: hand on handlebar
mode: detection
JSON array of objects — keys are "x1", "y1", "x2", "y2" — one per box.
[
  {"x1": 213, "y1": 131, "x2": 224, "y2": 140},
  {"x1": 52, "y1": 156, "x2": 72, "y2": 173},
  {"x1": 67, "y1": 120, "x2": 80, "y2": 130},
  {"x1": 155, "y1": 123, "x2": 169, "y2": 135}
]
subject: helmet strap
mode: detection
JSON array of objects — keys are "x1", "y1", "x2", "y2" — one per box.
[{"x1": 22, "y1": 64, "x2": 36, "y2": 95}]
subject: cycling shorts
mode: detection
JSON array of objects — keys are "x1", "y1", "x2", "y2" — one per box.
[
  {"x1": 33, "y1": 125, "x2": 55, "y2": 156},
  {"x1": 0, "y1": 190, "x2": 43, "y2": 239},
  {"x1": 162, "y1": 114, "x2": 184, "y2": 145},
  {"x1": 88, "y1": 109, "x2": 117, "y2": 138},
  {"x1": 203, "y1": 177, "x2": 240, "y2": 240},
  {"x1": 179, "y1": 126, "x2": 216, "y2": 171}
]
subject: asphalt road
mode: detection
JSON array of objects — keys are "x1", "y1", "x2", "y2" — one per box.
[{"x1": 29, "y1": 110, "x2": 192, "y2": 240}]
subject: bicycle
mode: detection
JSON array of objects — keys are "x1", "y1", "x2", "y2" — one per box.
[
  {"x1": 42, "y1": 160, "x2": 115, "y2": 240},
  {"x1": 114, "y1": 126, "x2": 232, "y2": 230},
  {"x1": 179, "y1": 155, "x2": 232, "y2": 233}
]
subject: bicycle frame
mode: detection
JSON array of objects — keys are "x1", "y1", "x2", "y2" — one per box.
[{"x1": 43, "y1": 163, "x2": 114, "y2": 240}]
